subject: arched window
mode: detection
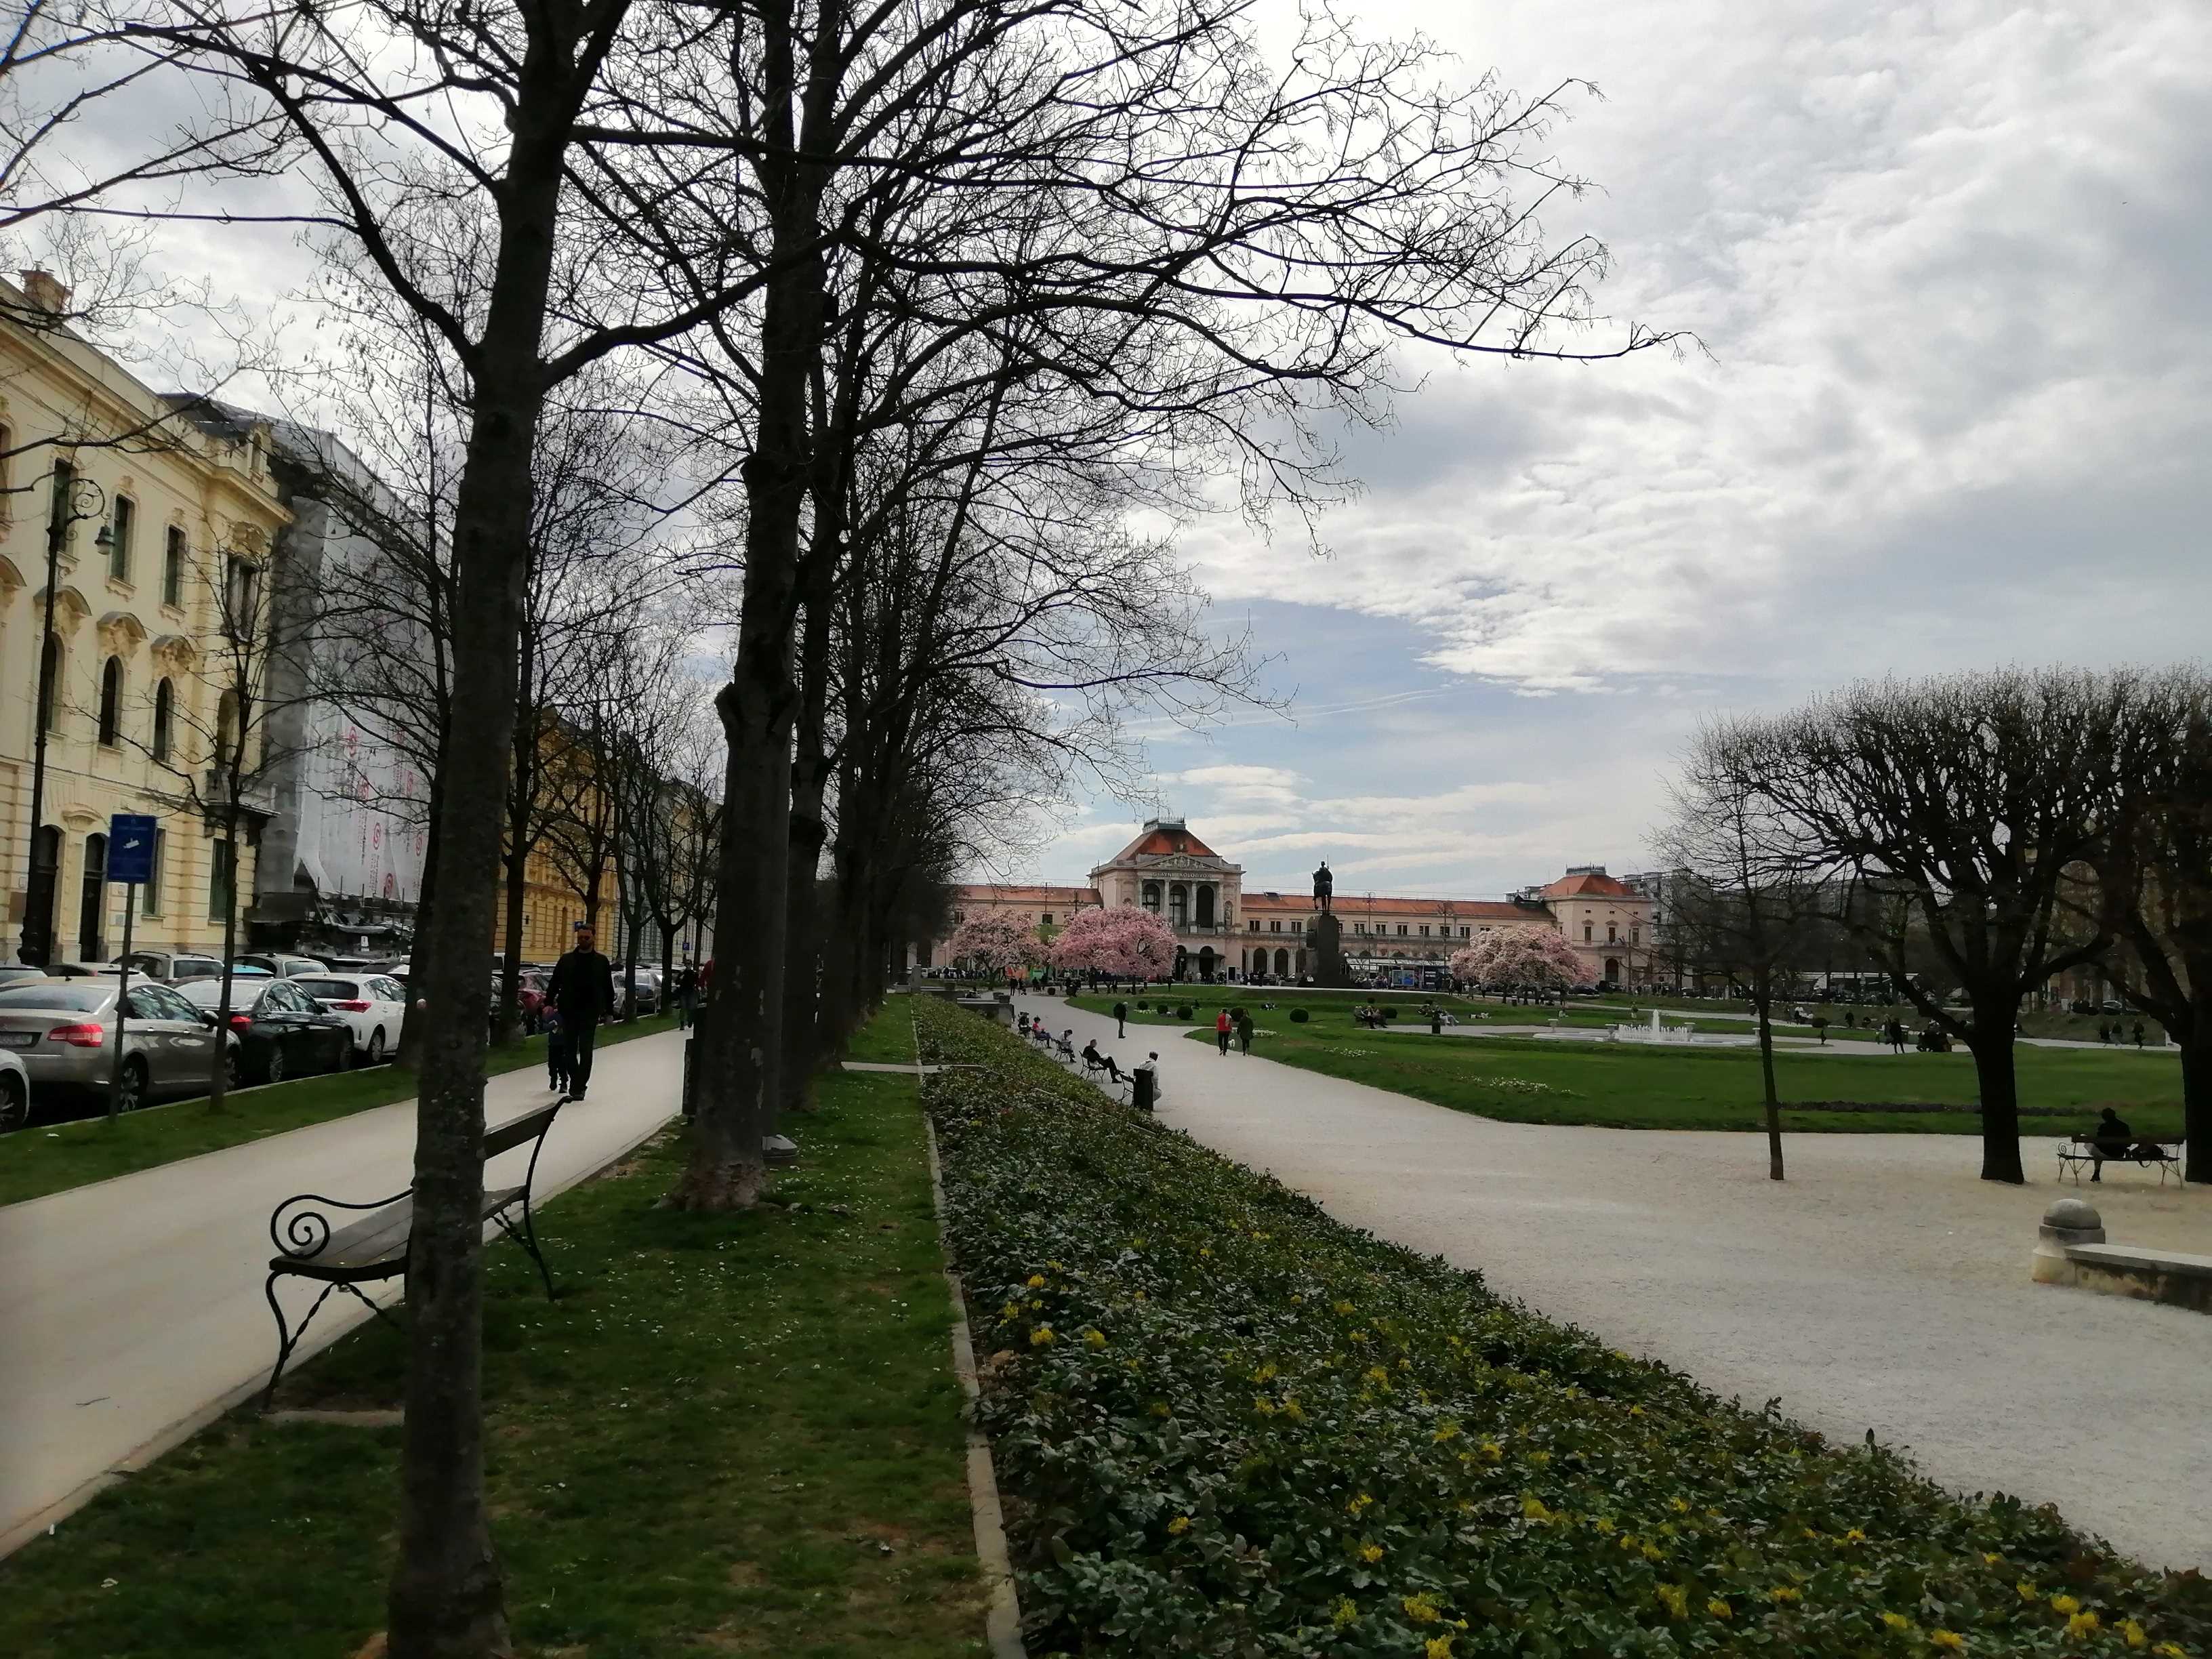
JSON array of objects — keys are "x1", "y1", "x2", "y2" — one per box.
[
  {"x1": 108, "y1": 495, "x2": 136, "y2": 583},
  {"x1": 163, "y1": 527, "x2": 186, "y2": 608},
  {"x1": 39, "y1": 636, "x2": 62, "y2": 732},
  {"x1": 152, "y1": 678, "x2": 174, "y2": 761},
  {"x1": 216, "y1": 689, "x2": 240, "y2": 770},
  {"x1": 98, "y1": 656, "x2": 122, "y2": 746}
]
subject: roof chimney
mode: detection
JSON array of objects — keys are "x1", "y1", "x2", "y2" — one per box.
[{"x1": 18, "y1": 269, "x2": 71, "y2": 316}]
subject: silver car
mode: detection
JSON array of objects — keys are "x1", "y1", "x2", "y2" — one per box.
[
  {"x1": 0, "y1": 1046, "x2": 28, "y2": 1132},
  {"x1": 0, "y1": 980, "x2": 230, "y2": 1111}
]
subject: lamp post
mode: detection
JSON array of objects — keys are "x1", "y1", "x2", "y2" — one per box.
[{"x1": 18, "y1": 470, "x2": 111, "y2": 966}]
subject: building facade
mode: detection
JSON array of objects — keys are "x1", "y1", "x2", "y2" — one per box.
[
  {"x1": 3, "y1": 274, "x2": 291, "y2": 963},
  {"x1": 919, "y1": 817, "x2": 1658, "y2": 985}
]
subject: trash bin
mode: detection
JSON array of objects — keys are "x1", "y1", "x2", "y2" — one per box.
[
  {"x1": 1431, "y1": 1012, "x2": 1443, "y2": 1036},
  {"x1": 1132, "y1": 1063, "x2": 1156, "y2": 1115}
]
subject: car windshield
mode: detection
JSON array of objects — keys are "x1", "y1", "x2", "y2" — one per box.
[
  {"x1": 0, "y1": 984, "x2": 113, "y2": 1012},
  {"x1": 290, "y1": 977, "x2": 359, "y2": 999}
]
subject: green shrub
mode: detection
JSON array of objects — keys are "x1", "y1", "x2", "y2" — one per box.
[
  {"x1": 1175, "y1": 1004, "x2": 1193, "y2": 1020},
  {"x1": 913, "y1": 996, "x2": 2206, "y2": 1659},
  {"x1": 1290, "y1": 1007, "x2": 1310, "y2": 1023},
  {"x1": 1381, "y1": 1006, "x2": 1399, "y2": 1022}
]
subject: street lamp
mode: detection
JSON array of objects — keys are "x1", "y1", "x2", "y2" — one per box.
[{"x1": 18, "y1": 471, "x2": 112, "y2": 966}]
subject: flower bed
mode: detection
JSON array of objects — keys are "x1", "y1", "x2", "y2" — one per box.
[{"x1": 915, "y1": 997, "x2": 2207, "y2": 1658}]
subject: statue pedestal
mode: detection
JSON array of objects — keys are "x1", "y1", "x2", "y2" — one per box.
[{"x1": 1312, "y1": 912, "x2": 1353, "y2": 988}]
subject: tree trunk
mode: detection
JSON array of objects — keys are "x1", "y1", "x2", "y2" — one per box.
[
  {"x1": 1967, "y1": 1007, "x2": 2026, "y2": 1184},
  {"x1": 396, "y1": 788, "x2": 443, "y2": 1072},
  {"x1": 499, "y1": 839, "x2": 529, "y2": 1041},
  {"x1": 668, "y1": 56, "x2": 824, "y2": 1207},
  {"x1": 203, "y1": 811, "x2": 243, "y2": 1114},
  {"x1": 2179, "y1": 1016, "x2": 2212, "y2": 1185},
  {"x1": 384, "y1": 108, "x2": 573, "y2": 1659},
  {"x1": 1753, "y1": 983, "x2": 1784, "y2": 1182}
]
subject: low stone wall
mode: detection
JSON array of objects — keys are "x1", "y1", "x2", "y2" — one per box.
[{"x1": 2031, "y1": 1199, "x2": 2212, "y2": 1315}]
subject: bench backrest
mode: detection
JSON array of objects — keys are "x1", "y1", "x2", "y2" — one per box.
[{"x1": 485, "y1": 1101, "x2": 562, "y2": 1161}]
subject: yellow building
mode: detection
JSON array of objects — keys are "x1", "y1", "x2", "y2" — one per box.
[
  {"x1": 498, "y1": 715, "x2": 622, "y2": 964},
  {"x1": 2, "y1": 272, "x2": 291, "y2": 964}
]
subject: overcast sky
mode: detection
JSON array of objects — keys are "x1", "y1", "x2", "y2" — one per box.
[{"x1": 1028, "y1": 0, "x2": 2212, "y2": 898}]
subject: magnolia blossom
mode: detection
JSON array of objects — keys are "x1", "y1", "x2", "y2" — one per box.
[
  {"x1": 1049, "y1": 904, "x2": 1179, "y2": 979},
  {"x1": 946, "y1": 910, "x2": 1041, "y2": 976},
  {"x1": 1451, "y1": 926, "x2": 1582, "y2": 989}
]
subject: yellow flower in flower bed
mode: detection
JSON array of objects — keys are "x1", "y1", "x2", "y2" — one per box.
[
  {"x1": 1252, "y1": 1395, "x2": 1277, "y2": 1416},
  {"x1": 2118, "y1": 1620, "x2": 2147, "y2": 1649},
  {"x1": 2154, "y1": 1643, "x2": 2186, "y2": 1656},
  {"x1": 1333, "y1": 1300, "x2": 1355, "y2": 1315},
  {"x1": 1880, "y1": 1612, "x2": 1914, "y2": 1633},
  {"x1": 1654, "y1": 1584, "x2": 1689, "y2": 1620},
  {"x1": 1281, "y1": 1398, "x2": 1306, "y2": 1422},
  {"x1": 1401, "y1": 1593, "x2": 1441, "y2": 1624},
  {"x1": 1000, "y1": 1302, "x2": 1019, "y2": 1321},
  {"x1": 1929, "y1": 1633, "x2": 1965, "y2": 1652},
  {"x1": 2049, "y1": 1595, "x2": 2081, "y2": 1616},
  {"x1": 1706, "y1": 1599, "x2": 1732, "y2": 1620},
  {"x1": 1082, "y1": 1328, "x2": 1107, "y2": 1348},
  {"x1": 1026, "y1": 1273, "x2": 1046, "y2": 1288},
  {"x1": 1843, "y1": 1528, "x2": 1868, "y2": 1545},
  {"x1": 1029, "y1": 1326, "x2": 1056, "y2": 1346},
  {"x1": 1433, "y1": 1421, "x2": 1462, "y2": 1444},
  {"x1": 1982, "y1": 1553, "x2": 2004, "y2": 1566},
  {"x1": 2018, "y1": 1584, "x2": 2040, "y2": 1603},
  {"x1": 1770, "y1": 1586, "x2": 1803, "y2": 1604},
  {"x1": 1477, "y1": 1441, "x2": 1504, "y2": 1464},
  {"x1": 1166, "y1": 1515, "x2": 1191, "y2": 1535},
  {"x1": 2066, "y1": 1612, "x2": 2100, "y2": 1639},
  {"x1": 1521, "y1": 1496, "x2": 1555, "y2": 1523},
  {"x1": 1357, "y1": 1542, "x2": 1384, "y2": 1563},
  {"x1": 1425, "y1": 1637, "x2": 1454, "y2": 1659},
  {"x1": 1347, "y1": 1492, "x2": 1374, "y2": 1515},
  {"x1": 1331, "y1": 1597, "x2": 1356, "y2": 1629}
]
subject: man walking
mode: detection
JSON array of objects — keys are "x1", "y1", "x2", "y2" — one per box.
[
  {"x1": 1215, "y1": 1007, "x2": 1232, "y2": 1055},
  {"x1": 548, "y1": 924, "x2": 617, "y2": 1099},
  {"x1": 1113, "y1": 998, "x2": 1128, "y2": 1038}
]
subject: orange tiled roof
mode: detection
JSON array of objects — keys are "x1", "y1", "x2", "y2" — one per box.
[
  {"x1": 1241, "y1": 893, "x2": 1539, "y2": 922},
  {"x1": 1538, "y1": 872, "x2": 1639, "y2": 899},
  {"x1": 1107, "y1": 820, "x2": 1223, "y2": 862},
  {"x1": 952, "y1": 884, "x2": 1093, "y2": 905}
]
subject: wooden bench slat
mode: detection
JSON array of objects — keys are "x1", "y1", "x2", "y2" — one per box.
[{"x1": 270, "y1": 1185, "x2": 534, "y2": 1278}]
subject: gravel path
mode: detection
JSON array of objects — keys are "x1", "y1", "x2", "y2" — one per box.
[{"x1": 1023, "y1": 996, "x2": 2212, "y2": 1573}]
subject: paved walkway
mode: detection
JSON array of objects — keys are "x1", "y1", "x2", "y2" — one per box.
[
  {"x1": 0, "y1": 1031, "x2": 687, "y2": 1556},
  {"x1": 1023, "y1": 996, "x2": 2212, "y2": 1572}
]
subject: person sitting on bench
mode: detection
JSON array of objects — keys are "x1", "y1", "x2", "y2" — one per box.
[
  {"x1": 1081, "y1": 1039, "x2": 1124, "y2": 1082},
  {"x1": 1057, "y1": 1029, "x2": 1077, "y2": 1060},
  {"x1": 2086, "y1": 1107, "x2": 2133, "y2": 1182}
]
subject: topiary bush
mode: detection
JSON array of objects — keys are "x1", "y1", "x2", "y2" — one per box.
[
  {"x1": 1381, "y1": 1006, "x2": 1399, "y2": 1022},
  {"x1": 1289, "y1": 1007, "x2": 1309, "y2": 1023},
  {"x1": 912, "y1": 996, "x2": 2208, "y2": 1659},
  {"x1": 1175, "y1": 1004, "x2": 1194, "y2": 1021}
]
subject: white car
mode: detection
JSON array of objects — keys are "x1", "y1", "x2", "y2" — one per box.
[
  {"x1": 288, "y1": 970, "x2": 410, "y2": 1065},
  {"x1": 0, "y1": 1046, "x2": 28, "y2": 1132}
]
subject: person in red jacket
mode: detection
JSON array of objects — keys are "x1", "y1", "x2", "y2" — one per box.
[{"x1": 1215, "y1": 1007, "x2": 1232, "y2": 1055}]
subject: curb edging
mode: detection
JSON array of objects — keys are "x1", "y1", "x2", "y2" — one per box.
[{"x1": 922, "y1": 1110, "x2": 1029, "y2": 1659}]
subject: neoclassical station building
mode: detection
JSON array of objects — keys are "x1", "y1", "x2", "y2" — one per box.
[{"x1": 920, "y1": 817, "x2": 1658, "y2": 985}]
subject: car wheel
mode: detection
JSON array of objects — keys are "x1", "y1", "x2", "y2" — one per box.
[
  {"x1": 367, "y1": 1028, "x2": 386, "y2": 1065},
  {"x1": 224, "y1": 1049, "x2": 242, "y2": 1091},
  {"x1": 0, "y1": 1073, "x2": 26, "y2": 1134},
  {"x1": 262, "y1": 1047, "x2": 287, "y2": 1086},
  {"x1": 117, "y1": 1058, "x2": 149, "y2": 1114}
]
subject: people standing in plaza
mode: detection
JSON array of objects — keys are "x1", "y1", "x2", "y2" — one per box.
[
  {"x1": 2133, "y1": 1021, "x2": 2146, "y2": 1048},
  {"x1": 1235, "y1": 1008, "x2": 1254, "y2": 1053},
  {"x1": 1113, "y1": 999, "x2": 1128, "y2": 1038},
  {"x1": 673, "y1": 963, "x2": 698, "y2": 1029},
  {"x1": 1215, "y1": 1007, "x2": 1232, "y2": 1054},
  {"x1": 547, "y1": 925, "x2": 618, "y2": 1100}
]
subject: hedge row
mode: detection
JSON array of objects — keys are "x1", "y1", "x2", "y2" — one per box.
[{"x1": 914, "y1": 996, "x2": 2206, "y2": 1658}]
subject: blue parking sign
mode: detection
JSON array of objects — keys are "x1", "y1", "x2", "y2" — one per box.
[{"x1": 108, "y1": 813, "x2": 159, "y2": 885}]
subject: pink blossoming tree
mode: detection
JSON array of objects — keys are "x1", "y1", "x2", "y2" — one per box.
[
  {"x1": 1451, "y1": 927, "x2": 1583, "y2": 991},
  {"x1": 1050, "y1": 905, "x2": 1179, "y2": 981},
  {"x1": 946, "y1": 911, "x2": 1042, "y2": 977}
]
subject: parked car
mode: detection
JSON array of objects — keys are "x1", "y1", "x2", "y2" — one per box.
[
  {"x1": 235, "y1": 952, "x2": 331, "y2": 981},
  {"x1": 112, "y1": 949, "x2": 228, "y2": 984},
  {"x1": 175, "y1": 976, "x2": 352, "y2": 1085},
  {"x1": 289, "y1": 971, "x2": 411, "y2": 1064},
  {"x1": 0, "y1": 979, "x2": 232, "y2": 1111},
  {"x1": 0, "y1": 1044, "x2": 28, "y2": 1131},
  {"x1": 0, "y1": 965, "x2": 49, "y2": 991},
  {"x1": 623, "y1": 966, "x2": 661, "y2": 1016}
]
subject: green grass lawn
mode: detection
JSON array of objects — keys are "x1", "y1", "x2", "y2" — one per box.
[
  {"x1": 0, "y1": 1015, "x2": 679, "y2": 1209},
  {"x1": 0, "y1": 1003, "x2": 986, "y2": 1659},
  {"x1": 1146, "y1": 1004, "x2": 2180, "y2": 1135}
]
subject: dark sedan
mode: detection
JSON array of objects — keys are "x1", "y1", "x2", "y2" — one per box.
[{"x1": 176, "y1": 976, "x2": 352, "y2": 1085}]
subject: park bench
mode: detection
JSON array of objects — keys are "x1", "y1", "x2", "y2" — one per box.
[
  {"x1": 2054, "y1": 1134, "x2": 2185, "y2": 1187},
  {"x1": 260, "y1": 1100, "x2": 563, "y2": 1408}
]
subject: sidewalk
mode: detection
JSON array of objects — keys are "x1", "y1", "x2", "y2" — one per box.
[
  {"x1": 0, "y1": 1031, "x2": 686, "y2": 1556},
  {"x1": 1018, "y1": 992, "x2": 2212, "y2": 1572}
]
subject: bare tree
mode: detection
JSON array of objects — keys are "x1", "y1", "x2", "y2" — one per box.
[
  {"x1": 1656, "y1": 720, "x2": 1833, "y2": 1181},
  {"x1": 2091, "y1": 671, "x2": 2212, "y2": 1182},
  {"x1": 1744, "y1": 669, "x2": 2167, "y2": 1184}
]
